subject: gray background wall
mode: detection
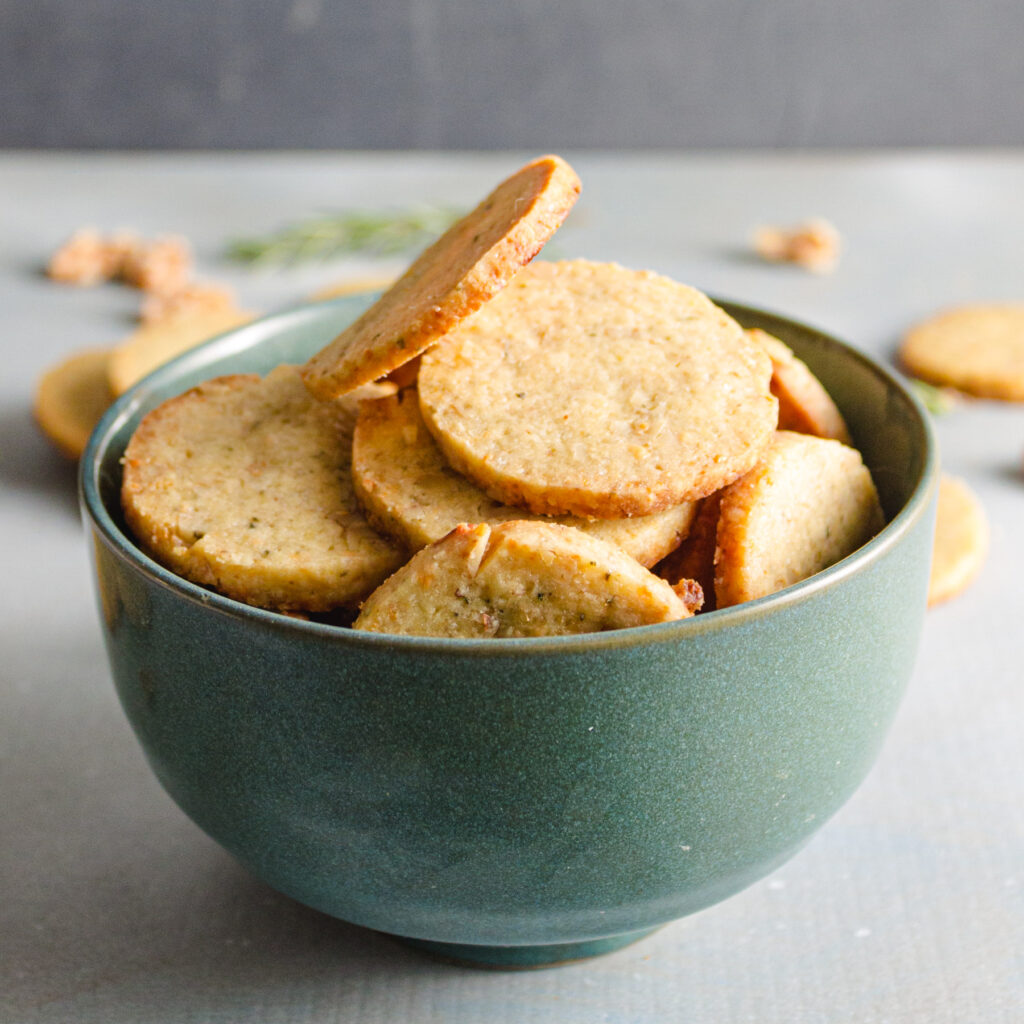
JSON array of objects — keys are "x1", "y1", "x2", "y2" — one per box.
[{"x1": 3, "y1": 0, "x2": 1023, "y2": 150}]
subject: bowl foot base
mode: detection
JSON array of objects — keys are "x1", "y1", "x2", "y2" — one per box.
[{"x1": 394, "y1": 926, "x2": 660, "y2": 968}]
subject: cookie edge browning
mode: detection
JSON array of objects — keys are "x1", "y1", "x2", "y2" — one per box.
[
  {"x1": 300, "y1": 154, "x2": 582, "y2": 400},
  {"x1": 747, "y1": 328, "x2": 852, "y2": 444},
  {"x1": 354, "y1": 520, "x2": 694, "y2": 638},
  {"x1": 714, "y1": 431, "x2": 885, "y2": 608}
]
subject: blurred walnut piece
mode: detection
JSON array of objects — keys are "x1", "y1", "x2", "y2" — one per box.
[{"x1": 752, "y1": 218, "x2": 841, "y2": 273}]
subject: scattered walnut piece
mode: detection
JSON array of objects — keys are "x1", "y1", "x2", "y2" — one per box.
[
  {"x1": 47, "y1": 229, "x2": 122, "y2": 286},
  {"x1": 120, "y1": 235, "x2": 193, "y2": 295},
  {"x1": 139, "y1": 280, "x2": 238, "y2": 324},
  {"x1": 752, "y1": 218, "x2": 841, "y2": 273}
]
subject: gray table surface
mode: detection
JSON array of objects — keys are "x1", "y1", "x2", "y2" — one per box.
[{"x1": 1, "y1": 151, "x2": 1022, "y2": 1023}]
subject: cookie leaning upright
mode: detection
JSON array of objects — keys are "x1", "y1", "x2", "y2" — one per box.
[
  {"x1": 418, "y1": 260, "x2": 778, "y2": 518},
  {"x1": 300, "y1": 155, "x2": 581, "y2": 400},
  {"x1": 714, "y1": 431, "x2": 884, "y2": 608},
  {"x1": 121, "y1": 365, "x2": 404, "y2": 612}
]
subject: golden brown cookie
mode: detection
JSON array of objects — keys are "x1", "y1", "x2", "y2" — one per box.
[
  {"x1": 747, "y1": 328, "x2": 852, "y2": 444},
  {"x1": 33, "y1": 347, "x2": 113, "y2": 458},
  {"x1": 928, "y1": 474, "x2": 988, "y2": 606},
  {"x1": 899, "y1": 304, "x2": 1024, "y2": 401},
  {"x1": 107, "y1": 305, "x2": 255, "y2": 396},
  {"x1": 352, "y1": 389, "x2": 696, "y2": 565},
  {"x1": 121, "y1": 365, "x2": 403, "y2": 612},
  {"x1": 300, "y1": 154, "x2": 581, "y2": 399},
  {"x1": 354, "y1": 521, "x2": 694, "y2": 638},
  {"x1": 715, "y1": 431, "x2": 885, "y2": 607},
  {"x1": 418, "y1": 260, "x2": 778, "y2": 518},
  {"x1": 655, "y1": 491, "x2": 722, "y2": 612}
]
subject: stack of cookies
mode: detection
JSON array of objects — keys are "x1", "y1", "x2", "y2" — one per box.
[{"x1": 121, "y1": 155, "x2": 885, "y2": 638}]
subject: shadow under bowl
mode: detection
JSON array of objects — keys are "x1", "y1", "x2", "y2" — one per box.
[{"x1": 80, "y1": 295, "x2": 938, "y2": 968}]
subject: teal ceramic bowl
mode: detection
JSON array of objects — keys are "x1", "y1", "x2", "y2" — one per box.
[{"x1": 80, "y1": 295, "x2": 938, "y2": 968}]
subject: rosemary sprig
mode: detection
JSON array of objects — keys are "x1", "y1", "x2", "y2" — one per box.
[{"x1": 227, "y1": 204, "x2": 463, "y2": 266}]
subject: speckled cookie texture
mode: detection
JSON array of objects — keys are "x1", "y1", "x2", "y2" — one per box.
[
  {"x1": 747, "y1": 328, "x2": 852, "y2": 443},
  {"x1": 300, "y1": 154, "x2": 581, "y2": 400},
  {"x1": 928, "y1": 474, "x2": 988, "y2": 606},
  {"x1": 354, "y1": 521, "x2": 695, "y2": 638},
  {"x1": 714, "y1": 431, "x2": 885, "y2": 608},
  {"x1": 351, "y1": 389, "x2": 697, "y2": 566},
  {"x1": 33, "y1": 346, "x2": 113, "y2": 458},
  {"x1": 899, "y1": 304, "x2": 1024, "y2": 401},
  {"x1": 121, "y1": 365, "x2": 403, "y2": 611},
  {"x1": 417, "y1": 260, "x2": 778, "y2": 518}
]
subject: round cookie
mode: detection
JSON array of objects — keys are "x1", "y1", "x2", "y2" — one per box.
[
  {"x1": 714, "y1": 431, "x2": 885, "y2": 608},
  {"x1": 352, "y1": 390, "x2": 697, "y2": 566},
  {"x1": 33, "y1": 347, "x2": 113, "y2": 459},
  {"x1": 108, "y1": 305, "x2": 255, "y2": 396},
  {"x1": 928, "y1": 474, "x2": 988, "y2": 606},
  {"x1": 121, "y1": 365, "x2": 403, "y2": 612},
  {"x1": 899, "y1": 304, "x2": 1024, "y2": 401},
  {"x1": 354, "y1": 521, "x2": 695, "y2": 638},
  {"x1": 418, "y1": 260, "x2": 778, "y2": 518},
  {"x1": 747, "y1": 328, "x2": 851, "y2": 443},
  {"x1": 301, "y1": 154, "x2": 581, "y2": 400}
]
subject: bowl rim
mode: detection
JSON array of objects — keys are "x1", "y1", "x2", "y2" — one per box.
[{"x1": 80, "y1": 294, "x2": 939, "y2": 657}]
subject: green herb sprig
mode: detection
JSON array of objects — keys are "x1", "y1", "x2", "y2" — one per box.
[
  {"x1": 227, "y1": 205, "x2": 463, "y2": 266},
  {"x1": 910, "y1": 378, "x2": 960, "y2": 416}
]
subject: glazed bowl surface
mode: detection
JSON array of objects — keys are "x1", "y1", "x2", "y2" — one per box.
[{"x1": 80, "y1": 294, "x2": 937, "y2": 967}]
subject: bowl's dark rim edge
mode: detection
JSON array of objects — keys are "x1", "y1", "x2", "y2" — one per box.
[{"x1": 80, "y1": 295, "x2": 941, "y2": 659}]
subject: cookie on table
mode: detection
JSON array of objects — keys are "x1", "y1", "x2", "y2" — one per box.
[
  {"x1": 354, "y1": 521, "x2": 695, "y2": 638},
  {"x1": 417, "y1": 259, "x2": 778, "y2": 518},
  {"x1": 121, "y1": 365, "x2": 403, "y2": 612},
  {"x1": 301, "y1": 154, "x2": 581, "y2": 400},
  {"x1": 746, "y1": 328, "x2": 852, "y2": 444},
  {"x1": 714, "y1": 431, "x2": 885, "y2": 608},
  {"x1": 928, "y1": 474, "x2": 988, "y2": 606},
  {"x1": 33, "y1": 347, "x2": 113, "y2": 459},
  {"x1": 107, "y1": 305, "x2": 255, "y2": 396},
  {"x1": 899, "y1": 304, "x2": 1024, "y2": 401},
  {"x1": 352, "y1": 389, "x2": 697, "y2": 566}
]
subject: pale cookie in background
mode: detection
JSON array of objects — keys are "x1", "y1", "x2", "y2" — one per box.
[
  {"x1": 354, "y1": 521, "x2": 695, "y2": 638},
  {"x1": 107, "y1": 305, "x2": 256, "y2": 396},
  {"x1": 752, "y1": 218, "x2": 841, "y2": 273},
  {"x1": 418, "y1": 259, "x2": 778, "y2": 518},
  {"x1": 928, "y1": 474, "x2": 988, "y2": 606},
  {"x1": 300, "y1": 154, "x2": 581, "y2": 400},
  {"x1": 121, "y1": 365, "x2": 403, "y2": 612},
  {"x1": 352, "y1": 390, "x2": 697, "y2": 565},
  {"x1": 310, "y1": 273, "x2": 400, "y2": 301},
  {"x1": 899, "y1": 304, "x2": 1024, "y2": 401},
  {"x1": 747, "y1": 328, "x2": 852, "y2": 444},
  {"x1": 715, "y1": 431, "x2": 885, "y2": 608},
  {"x1": 656, "y1": 492, "x2": 722, "y2": 612},
  {"x1": 33, "y1": 347, "x2": 113, "y2": 459}
]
